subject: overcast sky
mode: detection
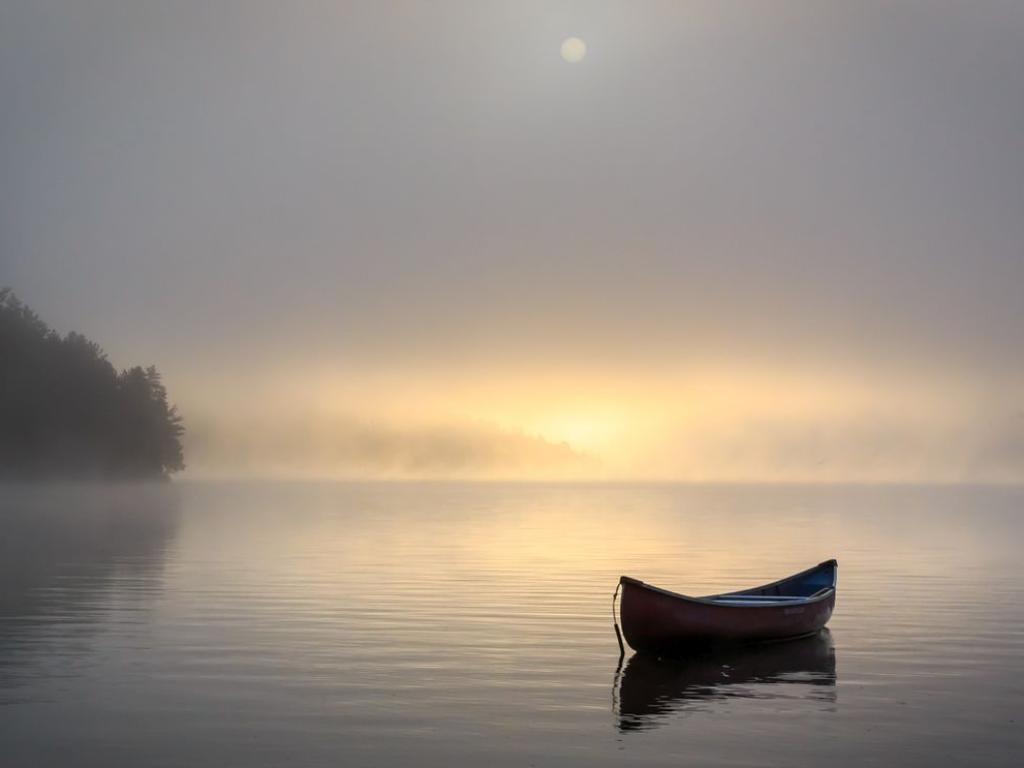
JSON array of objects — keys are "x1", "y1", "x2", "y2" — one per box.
[{"x1": 2, "y1": 1, "x2": 1022, "y2": 480}]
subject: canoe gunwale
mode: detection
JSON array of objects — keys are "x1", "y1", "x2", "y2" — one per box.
[{"x1": 619, "y1": 559, "x2": 837, "y2": 609}]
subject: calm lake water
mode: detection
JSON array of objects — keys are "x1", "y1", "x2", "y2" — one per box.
[{"x1": 1, "y1": 482, "x2": 1022, "y2": 766}]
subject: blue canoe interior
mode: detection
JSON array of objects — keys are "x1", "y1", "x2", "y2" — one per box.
[
  {"x1": 707, "y1": 559, "x2": 838, "y2": 606},
  {"x1": 619, "y1": 559, "x2": 837, "y2": 607}
]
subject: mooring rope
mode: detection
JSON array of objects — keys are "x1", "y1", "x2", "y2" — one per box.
[
  {"x1": 612, "y1": 581, "x2": 625, "y2": 660},
  {"x1": 610, "y1": 580, "x2": 625, "y2": 720}
]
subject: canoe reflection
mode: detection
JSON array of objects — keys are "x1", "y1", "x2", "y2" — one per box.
[{"x1": 615, "y1": 630, "x2": 836, "y2": 731}]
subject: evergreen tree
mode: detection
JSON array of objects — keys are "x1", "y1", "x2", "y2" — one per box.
[{"x1": 0, "y1": 288, "x2": 185, "y2": 479}]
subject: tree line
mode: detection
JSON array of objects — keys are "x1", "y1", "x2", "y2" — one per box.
[{"x1": 0, "y1": 288, "x2": 184, "y2": 479}]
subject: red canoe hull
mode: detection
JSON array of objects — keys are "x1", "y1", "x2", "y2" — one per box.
[{"x1": 619, "y1": 561, "x2": 837, "y2": 653}]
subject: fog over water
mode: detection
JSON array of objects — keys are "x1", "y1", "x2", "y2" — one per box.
[
  {"x1": 4, "y1": 8, "x2": 1023, "y2": 767},
  {"x1": 2, "y1": 482, "x2": 1022, "y2": 766},
  {"x1": 2, "y1": 1, "x2": 1023, "y2": 480}
]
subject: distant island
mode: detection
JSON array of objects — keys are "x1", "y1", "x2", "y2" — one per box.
[{"x1": 0, "y1": 288, "x2": 184, "y2": 480}]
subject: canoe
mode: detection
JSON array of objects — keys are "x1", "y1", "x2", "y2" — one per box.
[{"x1": 617, "y1": 559, "x2": 837, "y2": 653}]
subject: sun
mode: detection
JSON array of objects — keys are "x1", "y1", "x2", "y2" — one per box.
[{"x1": 560, "y1": 37, "x2": 587, "y2": 63}]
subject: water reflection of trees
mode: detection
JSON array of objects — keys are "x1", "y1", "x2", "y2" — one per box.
[
  {"x1": 0, "y1": 484, "x2": 181, "y2": 690},
  {"x1": 615, "y1": 631, "x2": 837, "y2": 732}
]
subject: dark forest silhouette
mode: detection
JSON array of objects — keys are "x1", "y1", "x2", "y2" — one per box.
[{"x1": 0, "y1": 288, "x2": 184, "y2": 479}]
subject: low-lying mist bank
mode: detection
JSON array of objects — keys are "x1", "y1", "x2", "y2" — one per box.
[
  {"x1": 183, "y1": 414, "x2": 597, "y2": 481},
  {"x1": 177, "y1": 409, "x2": 1024, "y2": 484}
]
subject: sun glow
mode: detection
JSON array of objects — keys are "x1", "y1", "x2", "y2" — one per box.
[
  {"x1": 525, "y1": 413, "x2": 625, "y2": 454},
  {"x1": 181, "y1": 359, "x2": 1018, "y2": 483}
]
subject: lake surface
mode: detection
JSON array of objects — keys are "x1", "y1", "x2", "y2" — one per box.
[{"x1": 1, "y1": 482, "x2": 1022, "y2": 766}]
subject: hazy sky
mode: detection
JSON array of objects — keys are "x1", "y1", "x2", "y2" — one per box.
[{"x1": 2, "y1": 1, "x2": 1022, "y2": 480}]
